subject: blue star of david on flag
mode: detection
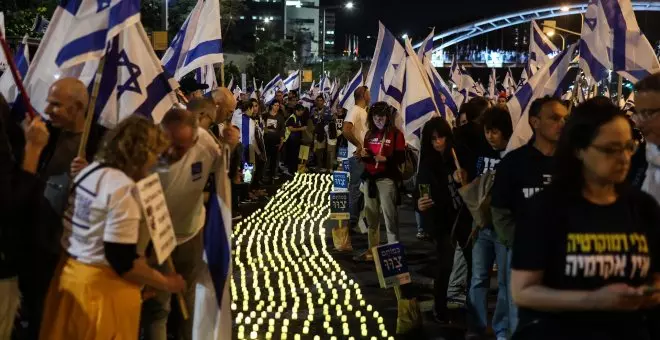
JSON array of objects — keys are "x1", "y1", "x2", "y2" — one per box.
[{"x1": 117, "y1": 49, "x2": 142, "y2": 97}]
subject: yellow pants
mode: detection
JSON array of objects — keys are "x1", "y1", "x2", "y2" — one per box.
[{"x1": 39, "y1": 257, "x2": 141, "y2": 340}]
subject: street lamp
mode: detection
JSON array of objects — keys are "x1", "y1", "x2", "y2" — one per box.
[
  {"x1": 322, "y1": 2, "x2": 355, "y2": 75},
  {"x1": 544, "y1": 29, "x2": 565, "y2": 50},
  {"x1": 560, "y1": 5, "x2": 570, "y2": 12}
]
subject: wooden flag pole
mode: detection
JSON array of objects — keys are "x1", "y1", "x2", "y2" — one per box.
[
  {"x1": 0, "y1": 31, "x2": 36, "y2": 119},
  {"x1": 166, "y1": 257, "x2": 189, "y2": 320},
  {"x1": 77, "y1": 56, "x2": 106, "y2": 158},
  {"x1": 219, "y1": 62, "x2": 225, "y2": 87}
]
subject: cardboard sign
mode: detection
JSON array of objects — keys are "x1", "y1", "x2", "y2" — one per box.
[
  {"x1": 136, "y1": 173, "x2": 177, "y2": 265},
  {"x1": 372, "y1": 242, "x2": 411, "y2": 288},
  {"x1": 152, "y1": 31, "x2": 168, "y2": 51},
  {"x1": 337, "y1": 146, "x2": 349, "y2": 160},
  {"x1": 341, "y1": 159, "x2": 350, "y2": 172},
  {"x1": 329, "y1": 191, "x2": 350, "y2": 220},
  {"x1": 298, "y1": 145, "x2": 310, "y2": 161},
  {"x1": 332, "y1": 171, "x2": 349, "y2": 191}
]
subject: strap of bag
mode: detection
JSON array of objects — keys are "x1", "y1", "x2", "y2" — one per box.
[{"x1": 69, "y1": 163, "x2": 107, "y2": 195}]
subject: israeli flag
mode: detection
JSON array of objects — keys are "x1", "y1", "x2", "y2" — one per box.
[
  {"x1": 194, "y1": 153, "x2": 233, "y2": 340},
  {"x1": 263, "y1": 74, "x2": 283, "y2": 95},
  {"x1": 506, "y1": 44, "x2": 578, "y2": 153},
  {"x1": 365, "y1": 22, "x2": 405, "y2": 102},
  {"x1": 283, "y1": 70, "x2": 301, "y2": 92},
  {"x1": 319, "y1": 75, "x2": 332, "y2": 93},
  {"x1": 231, "y1": 111, "x2": 256, "y2": 160},
  {"x1": 329, "y1": 79, "x2": 342, "y2": 110},
  {"x1": 195, "y1": 64, "x2": 217, "y2": 94},
  {"x1": 55, "y1": 0, "x2": 140, "y2": 68},
  {"x1": 162, "y1": 0, "x2": 223, "y2": 80},
  {"x1": 74, "y1": 22, "x2": 179, "y2": 128},
  {"x1": 390, "y1": 38, "x2": 441, "y2": 150},
  {"x1": 339, "y1": 66, "x2": 363, "y2": 112},
  {"x1": 504, "y1": 68, "x2": 517, "y2": 95},
  {"x1": 580, "y1": 0, "x2": 660, "y2": 83},
  {"x1": 416, "y1": 28, "x2": 458, "y2": 120},
  {"x1": 529, "y1": 20, "x2": 559, "y2": 72},
  {"x1": 300, "y1": 93, "x2": 315, "y2": 109},
  {"x1": 488, "y1": 69, "x2": 497, "y2": 99},
  {"x1": 0, "y1": 35, "x2": 30, "y2": 104},
  {"x1": 31, "y1": 14, "x2": 50, "y2": 34},
  {"x1": 518, "y1": 67, "x2": 530, "y2": 87}
]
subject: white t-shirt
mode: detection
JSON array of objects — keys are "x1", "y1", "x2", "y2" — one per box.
[
  {"x1": 344, "y1": 105, "x2": 368, "y2": 157},
  {"x1": 159, "y1": 128, "x2": 223, "y2": 244},
  {"x1": 62, "y1": 162, "x2": 144, "y2": 266}
]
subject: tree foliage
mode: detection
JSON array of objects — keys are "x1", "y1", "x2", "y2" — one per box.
[
  {"x1": 245, "y1": 37, "x2": 298, "y2": 84},
  {"x1": 2, "y1": 0, "x2": 57, "y2": 38}
]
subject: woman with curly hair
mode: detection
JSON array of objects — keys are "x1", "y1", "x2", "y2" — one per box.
[
  {"x1": 40, "y1": 115, "x2": 186, "y2": 340},
  {"x1": 356, "y1": 102, "x2": 405, "y2": 260}
]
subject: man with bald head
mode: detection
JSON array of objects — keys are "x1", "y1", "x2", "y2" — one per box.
[{"x1": 16, "y1": 78, "x2": 105, "y2": 339}]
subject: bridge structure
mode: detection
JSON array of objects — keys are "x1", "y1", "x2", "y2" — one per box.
[{"x1": 412, "y1": 1, "x2": 660, "y2": 53}]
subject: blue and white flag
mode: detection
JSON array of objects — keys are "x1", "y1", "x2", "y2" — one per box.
[
  {"x1": 55, "y1": 0, "x2": 140, "y2": 68},
  {"x1": 416, "y1": 28, "x2": 458, "y2": 122},
  {"x1": 529, "y1": 20, "x2": 559, "y2": 72},
  {"x1": 250, "y1": 78, "x2": 258, "y2": 99},
  {"x1": 262, "y1": 74, "x2": 283, "y2": 95},
  {"x1": 283, "y1": 70, "x2": 301, "y2": 92},
  {"x1": 329, "y1": 79, "x2": 342, "y2": 110},
  {"x1": 339, "y1": 66, "x2": 363, "y2": 112},
  {"x1": 161, "y1": 0, "x2": 223, "y2": 80},
  {"x1": 0, "y1": 35, "x2": 30, "y2": 104},
  {"x1": 231, "y1": 111, "x2": 256, "y2": 160},
  {"x1": 194, "y1": 153, "x2": 233, "y2": 340},
  {"x1": 504, "y1": 68, "x2": 517, "y2": 95},
  {"x1": 580, "y1": 0, "x2": 660, "y2": 83},
  {"x1": 518, "y1": 67, "x2": 530, "y2": 87},
  {"x1": 506, "y1": 43, "x2": 578, "y2": 153},
  {"x1": 319, "y1": 75, "x2": 332, "y2": 93},
  {"x1": 31, "y1": 14, "x2": 50, "y2": 34},
  {"x1": 365, "y1": 22, "x2": 405, "y2": 102},
  {"x1": 416, "y1": 28, "x2": 435, "y2": 62},
  {"x1": 195, "y1": 64, "x2": 217, "y2": 94},
  {"x1": 78, "y1": 22, "x2": 179, "y2": 127},
  {"x1": 488, "y1": 68, "x2": 497, "y2": 99},
  {"x1": 392, "y1": 38, "x2": 441, "y2": 150}
]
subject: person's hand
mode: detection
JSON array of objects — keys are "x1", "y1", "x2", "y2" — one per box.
[
  {"x1": 222, "y1": 125, "x2": 240, "y2": 149},
  {"x1": 639, "y1": 284, "x2": 660, "y2": 308},
  {"x1": 374, "y1": 155, "x2": 386, "y2": 162},
  {"x1": 453, "y1": 169, "x2": 468, "y2": 185},
  {"x1": 163, "y1": 273, "x2": 186, "y2": 293},
  {"x1": 353, "y1": 147, "x2": 363, "y2": 157},
  {"x1": 24, "y1": 115, "x2": 49, "y2": 150},
  {"x1": 587, "y1": 283, "x2": 646, "y2": 311},
  {"x1": 417, "y1": 196, "x2": 434, "y2": 212},
  {"x1": 70, "y1": 157, "x2": 88, "y2": 178}
]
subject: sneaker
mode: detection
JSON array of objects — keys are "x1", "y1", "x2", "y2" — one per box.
[{"x1": 416, "y1": 232, "x2": 430, "y2": 240}]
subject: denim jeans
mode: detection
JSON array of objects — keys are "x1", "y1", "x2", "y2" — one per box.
[
  {"x1": 467, "y1": 227, "x2": 510, "y2": 338},
  {"x1": 415, "y1": 211, "x2": 424, "y2": 234},
  {"x1": 348, "y1": 156, "x2": 364, "y2": 227}
]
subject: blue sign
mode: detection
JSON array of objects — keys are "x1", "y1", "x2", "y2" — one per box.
[
  {"x1": 337, "y1": 147, "x2": 349, "y2": 159},
  {"x1": 341, "y1": 159, "x2": 350, "y2": 172},
  {"x1": 332, "y1": 171, "x2": 349, "y2": 191},
  {"x1": 372, "y1": 242, "x2": 411, "y2": 288},
  {"x1": 329, "y1": 191, "x2": 350, "y2": 220}
]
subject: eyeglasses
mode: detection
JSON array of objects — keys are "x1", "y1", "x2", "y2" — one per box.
[{"x1": 589, "y1": 140, "x2": 639, "y2": 156}]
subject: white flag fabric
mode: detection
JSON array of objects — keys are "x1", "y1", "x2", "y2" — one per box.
[
  {"x1": 79, "y1": 22, "x2": 179, "y2": 128},
  {"x1": 365, "y1": 22, "x2": 405, "y2": 102},
  {"x1": 504, "y1": 68, "x2": 517, "y2": 95},
  {"x1": 54, "y1": 0, "x2": 140, "y2": 68},
  {"x1": 227, "y1": 76, "x2": 234, "y2": 91},
  {"x1": 161, "y1": 0, "x2": 223, "y2": 80},
  {"x1": 529, "y1": 20, "x2": 559, "y2": 72},
  {"x1": 195, "y1": 64, "x2": 217, "y2": 94},
  {"x1": 283, "y1": 70, "x2": 301, "y2": 92},
  {"x1": 0, "y1": 35, "x2": 30, "y2": 104},
  {"x1": 579, "y1": 0, "x2": 660, "y2": 83},
  {"x1": 506, "y1": 44, "x2": 578, "y2": 153},
  {"x1": 488, "y1": 68, "x2": 497, "y2": 99}
]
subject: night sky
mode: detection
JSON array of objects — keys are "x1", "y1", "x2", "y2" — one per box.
[{"x1": 322, "y1": 0, "x2": 660, "y2": 55}]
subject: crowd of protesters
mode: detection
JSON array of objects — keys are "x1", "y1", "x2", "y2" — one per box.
[{"x1": 4, "y1": 67, "x2": 660, "y2": 340}]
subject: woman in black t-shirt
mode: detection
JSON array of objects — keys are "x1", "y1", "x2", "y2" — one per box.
[{"x1": 511, "y1": 98, "x2": 660, "y2": 340}]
